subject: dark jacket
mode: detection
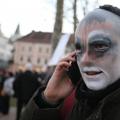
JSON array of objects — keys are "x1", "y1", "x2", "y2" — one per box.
[
  {"x1": 13, "y1": 70, "x2": 40, "y2": 104},
  {"x1": 20, "y1": 89, "x2": 61, "y2": 120},
  {"x1": 20, "y1": 81, "x2": 120, "y2": 120}
]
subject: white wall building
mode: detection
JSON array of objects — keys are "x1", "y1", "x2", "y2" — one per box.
[{"x1": 14, "y1": 31, "x2": 52, "y2": 69}]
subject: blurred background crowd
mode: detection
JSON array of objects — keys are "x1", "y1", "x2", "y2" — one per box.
[{"x1": 0, "y1": 63, "x2": 52, "y2": 120}]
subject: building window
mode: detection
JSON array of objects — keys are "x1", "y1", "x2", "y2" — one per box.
[
  {"x1": 20, "y1": 56, "x2": 23, "y2": 61},
  {"x1": 22, "y1": 46, "x2": 24, "y2": 51},
  {"x1": 27, "y1": 57, "x2": 31, "y2": 62},
  {"x1": 45, "y1": 59, "x2": 47, "y2": 64},
  {"x1": 39, "y1": 47, "x2": 42, "y2": 52},
  {"x1": 46, "y1": 48, "x2": 49, "y2": 53},
  {"x1": 29, "y1": 46, "x2": 32, "y2": 51},
  {"x1": 37, "y1": 58, "x2": 41, "y2": 64}
]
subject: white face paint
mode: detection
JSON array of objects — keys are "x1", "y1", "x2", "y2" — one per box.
[
  {"x1": 80, "y1": 66, "x2": 112, "y2": 90},
  {"x1": 75, "y1": 9, "x2": 120, "y2": 90}
]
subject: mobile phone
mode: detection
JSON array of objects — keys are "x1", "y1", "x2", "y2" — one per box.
[{"x1": 66, "y1": 60, "x2": 81, "y2": 85}]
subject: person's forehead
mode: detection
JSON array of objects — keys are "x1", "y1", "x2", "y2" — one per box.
[
  {"x1": 75, "y1": 8, "x2": 120, "y2": 39},
  {"x1": 81, "y1": 8, "x2": 120, "y2": 27}
]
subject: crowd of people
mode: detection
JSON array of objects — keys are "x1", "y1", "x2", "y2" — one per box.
[{"x1": 0, "y1": 63, "x2": 48, "y2": 120}]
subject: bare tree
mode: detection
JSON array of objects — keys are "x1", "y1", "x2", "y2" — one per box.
[
  {"x1": 73, "y1": 0, "x2": 79, "y2": 33},
  {"x1": 51, "y1": 0, "x2": 64, "y2": 52},
  {"x1": 80, "y1": 0, "x2": 99, "y2": 16}
]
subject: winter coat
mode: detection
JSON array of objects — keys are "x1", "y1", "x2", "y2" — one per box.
[
  {"x1": 13, "y1": 70, "x2": 40, "y2": 104},
  {"x1": 20, "y1": 81, "x2": 120, "y2": 120}
]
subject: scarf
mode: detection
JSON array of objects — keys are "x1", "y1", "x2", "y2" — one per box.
[{"x1": 75, "y1": 79, "x2": 120, "y2": 119}]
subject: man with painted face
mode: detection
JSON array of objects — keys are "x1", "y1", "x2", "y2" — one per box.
[{"x1": 20, "y1": 5, "x2": 120, "y2": 120}]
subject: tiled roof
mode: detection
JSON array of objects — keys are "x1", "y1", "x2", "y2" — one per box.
[
  {"x1": 17, "y1": 31, "x2": 52, "y2": 44},
  {"x1": 16, "y1": 31, "x2": 75, "y2": 44}
]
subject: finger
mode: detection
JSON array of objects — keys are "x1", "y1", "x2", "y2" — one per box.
[
  {"x1": 64, "y1": 51, "x2": 76, "y2": 58},
  {"x1": 60, "y1": 51, "x2": 77, "y2": 63},
  {"x1": 60, "y1": 57, "x2": 75, "y2": 64},
  {"x1": 57, "y1": 61, "x2": 71, "y2": 70}
]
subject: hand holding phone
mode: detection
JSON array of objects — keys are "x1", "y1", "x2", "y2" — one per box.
[{"x1": 67, "y1": 60, "x2": 81, "y2": 85}]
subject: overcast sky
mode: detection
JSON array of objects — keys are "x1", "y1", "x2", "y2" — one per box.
[{"x1": 0, "y1": 0, "x2": 119, "y2": 37}]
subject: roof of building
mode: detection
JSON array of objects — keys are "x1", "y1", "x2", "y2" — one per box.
[
  {"x1": 15, "y1": 24, "x2": 20, "y2": 35},
  {"x1": 10, "y1": 24, "x2": 21, "y2": 43},
  {"x1": 17, "y1": 31, "x2": 52, "y2": 44}
]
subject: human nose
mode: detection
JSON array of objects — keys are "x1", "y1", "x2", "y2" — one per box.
[{"x1": 80, "y1": 51, "x2": 92, "y2": 66}]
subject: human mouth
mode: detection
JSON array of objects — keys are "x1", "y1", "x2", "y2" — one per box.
[
  {"x1": 81, "y1": 67, "x2": 103, "y2": 78},
  {"x1": 85, "y1": 71, "x2": 102, "y2": 75}
]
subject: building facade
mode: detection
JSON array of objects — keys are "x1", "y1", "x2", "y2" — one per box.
[{"x1": 14, "y1": 31, "x2": 52, "y2": 70}]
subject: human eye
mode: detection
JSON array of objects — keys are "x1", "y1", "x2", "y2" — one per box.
[
  {"x1": 93, "y1": 42, "x2": 110, "y2": 52},
  {"x1": 90, "y1": 38, "x2": 111, "y2": 52},
  {"x1": 75, "y1": 43, "x2": 82, "y2": 54},
  {"x1": 75, "y1": 45, "x2": 84, "y2": 62}
]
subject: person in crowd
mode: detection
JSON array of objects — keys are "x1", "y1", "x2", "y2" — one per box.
[
  {"x1": 21, "y1": 4, "x2": 120, "y2": 120},
  {"x1": 13, "y1": 63, "x2": 41, "y2": 120},
  {"x1": 1, "y1": 71, "x2": 15, "y2": 115},
  {"x1": 2, "y1": 72, "x2": 15, "y2": 96},
  {"x1": 0, "y1": 69, "x2": 7, "y2": 115}
]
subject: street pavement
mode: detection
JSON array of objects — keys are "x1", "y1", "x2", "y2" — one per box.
[{"x1": 0, "y1": 107, "x2": 16, "y2": 120}]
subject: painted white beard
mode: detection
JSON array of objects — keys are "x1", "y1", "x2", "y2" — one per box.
[
  {"x1": 80, "y1": 67, "x2": 111, "y2": 91},
  {"x1": 83, "y1": 77, "x2": 110, "y2": 90}
]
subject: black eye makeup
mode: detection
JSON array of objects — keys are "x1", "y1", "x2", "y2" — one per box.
[
  {"x1": 75, "y1": 42, "x2": 81, "y2": 50},
  {"x1": 75, "y1": 37, "x2": 81, "y2": 50},
  {"x1": 75, "y1": 37, "x2": 84, "y2": 60},
  {"x1": 89, "y1": 36, "x2": 112, "y2": 53},
  {"x1": 75, "y1": 37, "x2": 83, "y2": 55}
]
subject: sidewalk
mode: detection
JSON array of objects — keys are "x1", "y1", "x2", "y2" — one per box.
[{"x1": 0, "y1": 107, "x2": 16, "y2": 120}]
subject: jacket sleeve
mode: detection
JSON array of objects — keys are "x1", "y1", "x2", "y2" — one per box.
[{"x1": 20, "y1": 88, "x2": 61, "y2": 120}]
